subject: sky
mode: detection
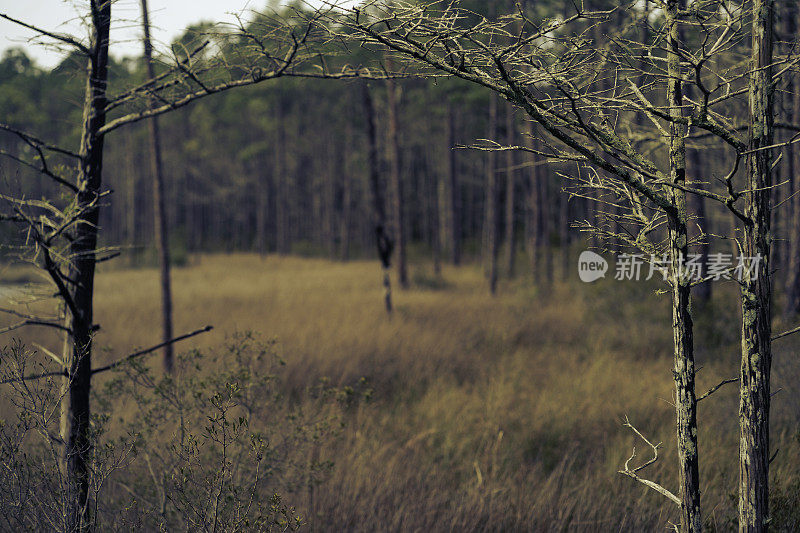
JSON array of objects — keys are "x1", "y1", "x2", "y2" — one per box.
[{"x1": 0, "y1": 0, "x2": 315, "y2": 68}]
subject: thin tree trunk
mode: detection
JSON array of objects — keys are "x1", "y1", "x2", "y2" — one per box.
[
  {"x1": 385, "y1": 64, "x2": 408, "y2": 289},
  {"x1": 447, "y1": 102, "x2": 461, "y2": 265},
  {"x1": 540, "y1": 169, "x2": 553, "y2": 284},
  {"x1": 485, "y1": 93, "x2": 499, "y2": 295},
  {"x1": 124, "y1": 126, "x2": 137, "y2": 265},
  {"x1": 276, "y1": 105, "x2": 289, "y2": 255},
  {"x1": 685, "y1": 110, "x2": 711, "y2": 305},
  {"x1": 340, "y1": 117, "x2": 353, "y2": 261},
  {"x1": 60, "y1": 1, "x2": 111, "y2": 529},
  {"x1": 524, "y1": 119, "x2": 540, "y2": 283},
  {"x1": 362, "y1": 83, "x2": 393, "y2": 313},
  {"x1": 504, "y1": 103, "x2": 516, "y2": 278},
  {"x1": 430, "y1": 150, "x2": 442, "y2": 276},
  {"x1": 141, "y1": 0, "x2": 174, "y2": 373},
  {"x1": 666, "y1": 3, "x2": 702, "y2": 530},
  {"x1": 784, "y1": 3, "x2": 800, "y2": 319},
  {"x1": 256, "y1": 159, "x2": 269, "y2": 256},
  {"x1": 559, "y1": 182, "x2": 569, "y2": 281},
  {"x1": 739, "y1": 1, "x2": 774, "y2": 530}
]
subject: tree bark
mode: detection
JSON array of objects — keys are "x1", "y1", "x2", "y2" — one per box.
[
  {"x1": 362, "y1": 83, "x2": 393, "y2": 312},
  {"x1": 559, "y1": 182, "x2": 569, "y2": 281},
  {"x1": 739, "y1": 1, "x2": 774, "y2": 530},
  {"x1": 504, "y1": 102, "x2": 516, "y2": 278},
  {"x1": 485, "y1": 93, "x2": 500, "y2": 295},
  {"x1": 784, "y1": 3, "x2": 800, "y2": 319},
  {"x1": 340, "y1": 117, "x2": 353, "y2": 261},
  {"x1": 385, "y1": 65, "x2": 408, "y2": 289},
  {"x1": 446, "y1": 102, "x2": 461, "y2": 265},
  {"x1": 59, "y1": 1, "x2": 111, "y2": 529},
  {"x1": 430, "y1": 150, "x2": 442, "y2": 276},
  {"x1": 540, "y1": 167, "x2": 553, "y2": 284},
  {"x1": 524, "y1": 119, "x2": 540, "y2": 283},
  {"x1": 141, "y1": 0, "x2": 175, "y2": 373},
  {"x1": 666, "y1": 2, "x2": 702, "y2": 530},
  {"x1": 276, "y1": 104, "x2": 289, "y2": 255}
]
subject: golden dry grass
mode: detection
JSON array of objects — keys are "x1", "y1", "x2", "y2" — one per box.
[{"x1": 3, "y1": 254, "x2": 800, "y2": 531}]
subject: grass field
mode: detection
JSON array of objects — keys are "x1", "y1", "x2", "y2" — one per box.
[{"x1": 2, "y1": 254, "x2": 800, "y2": 530}]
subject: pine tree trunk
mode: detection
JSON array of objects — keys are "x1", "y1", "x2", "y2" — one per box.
[
  {"x1": 362, "y1": 83, "x2": 393, "y2": 312},
  {"x1": 739, "y1": 2, "x2": 774, "y2": 530},
  {"x1": 276, "y1": 106, "x2": 289, "y2": 255},
  {"x1": 504, "y1": 103, "x2": 516, "y2": 278},
  {"x1": 559, "y1": 184, "x2": 569, "y2": 281},
  {"x1": 784, "y1": 3, "x2": 800, "y2": 319},
  {"x1": 386, "y1": 69, "x2": 408, "y2": 289},
  {"x1": 666, "y1": 3, "x2": 702, "y2": 530},
  {"x1": 447, "y1": 102, "x2": 461, "y2": 265},
  {"x1": 141, "y1": 0, "x2": 175, "y2": 373},
  {"x1": 430, "y1": 150, "x2": 442, "y2": 276},
  {"x1": 540, "y1": 169, "x2": 553, "y2": 284},
  {"x1": 256, "y1": 158, "x2": 269, "y2": 256},
  {"x1": 124, "y1": 127, "x2": 137, "y2": 265},
  {"x1": 686, "y1": 142, "x2": 711, "y2": 305},
  {"x1": 60, "y1": 1, "x2": 111, "y2": 529},
  {"x1": 524, "y1": 119, "x2": 540, "y2": 283},
  {"x1": 340, "y1": 118, "x2": 353, "y2": 261},
  {"x1": 485, "y1": 94, "x2": 499, "y2": 295}
]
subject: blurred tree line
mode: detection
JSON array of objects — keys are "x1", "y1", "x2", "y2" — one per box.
[{"x1": 0, "y1": 2, "x2": 587, "y2": 286}]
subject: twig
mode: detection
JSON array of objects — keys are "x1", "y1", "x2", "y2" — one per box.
[
  {"x1": 0, "y1": 13, "x2": 89, "y2": 54},
  {"x1": 697, "y1": 378, "x2": 739, "y2": 402},
  {"x1": 91, "y1": 325, "x2": 213, "y2": 375},
  {"x1": 618, "y1": 417, "x2": 681, "y2": 507},
  {"x1": 771, "y1": 324, "x2": 800, "y2": 342}
]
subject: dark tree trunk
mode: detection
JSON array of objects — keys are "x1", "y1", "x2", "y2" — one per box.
[
  {"x1": 362, "y1": 83, "x2": 393, "y2": 313},
  {"x1": 123, "y1": 126, "x2": 137, "y2": 265},
  {"x1": 276, "y1": 105, "x2": 289, "y2": 255},
  {"x1": 430, "y1": 150, "x2": 442, "y2": 276},
  {"x1": 141, "y1": 0, "x2": 175, "y2": 373},
  {"x1": 559, "y1": 182, "x2": 569, "y2": 281},
  {"x1": 60, "y1": 1, "x2": 111, "y2": 529},
  {"x1": 485, "y1": 94, "x2": 500, "y2": 295},
  {"x1": 504, "y1": 103, "x2": 516, "y2": 278},
  {"x1": 739, "y1": 2, "x2": 774, "y2": 530},
  {"x1": 447, "y1": 102, "x2": 461, "y2": 265},
  {"x1": 385, "y1": 67, "x2": 408, "y2": 289},
  {"x1": 666, "y1": 3, "x2": 702, "y2": 529},
  {"x1": 685, "y1": 116, "x2": 711, "y2": 305},
  {"x1": 784, "y1": 4, "x2": 800, "y2": 319},
  {"x1": 540, "y1": 168, "x2": 553, "y2": 284},
  {"x1": 340, "y1": 117, "x2": 353, "y2": 261},
  {"x1": 524, "y1": 119, "x2": 540, "y2": 283},
  {"x1": 255, "y1": 157, "x2": 269, "y2": 256}
]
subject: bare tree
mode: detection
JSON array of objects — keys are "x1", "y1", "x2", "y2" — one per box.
[
  {"x1": 485, "y1": 93, "x2": 500, "y2": 295},
  {"x1": 327, "y1": 1, "x2": 796, "y2": 530},
  {"x1": 0, "y1": 4, "x2": 378, "y2": 528},
  {"x1": 362, "y1": 82, "x2": 394, "y2": 312},
  {"x1": 140, "y1": 0, "x2": 175, "y2": 373},
  {"x1": 739, "y1": 1, "x2": 774, "y2": 529},
  {"x1": 385, "y1": 58, "x2": 409, "y2": 289},
  {"x1": 504, "y1": 102, "x2": 517, "y2": 277},
  {"x1": 446, "y1": 101, "x2": 462, "y2": 265}
]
